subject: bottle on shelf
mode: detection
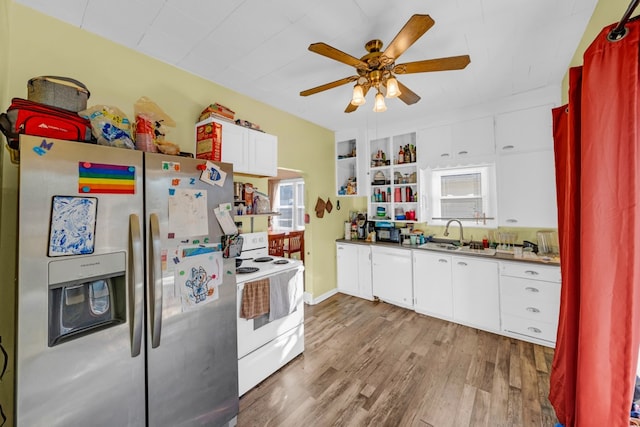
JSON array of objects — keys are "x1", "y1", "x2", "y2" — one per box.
[
  {"x1": 398, "y1": 146, "x2": 404, "y2": 164},
  {"x1": 404, "y1": 145, "x2": 410, "y2": 163}
]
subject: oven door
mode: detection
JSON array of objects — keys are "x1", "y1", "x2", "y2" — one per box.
[{"x1": 236, "y1": 267, "x2": 304, "y2": 359}]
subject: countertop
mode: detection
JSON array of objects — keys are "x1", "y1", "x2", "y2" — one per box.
[{"x1": 336, "y1": 238, "x2": 561, "y2": 267}]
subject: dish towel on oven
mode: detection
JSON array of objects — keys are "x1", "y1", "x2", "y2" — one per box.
[
  {"x1": 240, "y1": 278, "x2": 270, "y2": 319},
  {"x1": 269, "y1": 270, "x2": 298, "y2": 321}
]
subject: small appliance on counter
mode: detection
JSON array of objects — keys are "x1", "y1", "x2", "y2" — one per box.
[
  {"x1": 375, "y1": 223, "x2": 401, "y2": 243},
  {"x1": 356, "y1": 213, "x2": 368, "y2": 239}
]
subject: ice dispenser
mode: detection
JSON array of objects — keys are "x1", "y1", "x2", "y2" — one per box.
[{"x1": 48, "y1": 252, "x2": 126, "y2": 347}]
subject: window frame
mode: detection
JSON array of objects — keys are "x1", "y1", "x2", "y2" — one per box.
[
  {"x1": 272, "y1": 178, "x2": 305, "y2": 231},
  {"x1": 428, "y1": 163, "x2": 497, "y2": 227}
]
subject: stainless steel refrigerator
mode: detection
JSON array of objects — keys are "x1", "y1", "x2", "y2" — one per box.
[{"x1": 15, "y1": 135, "x2": 238, "y2": 426}]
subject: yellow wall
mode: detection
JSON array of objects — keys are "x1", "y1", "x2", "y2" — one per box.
[
  {"x1": 0, "y1": 3, "x2": 351, "y2": 312},
  {"x1": 0, "y1": 0, "x2": 15, "y2": 422},
  {"x1": 562, "y1": 0, "x2": 640, "y2": 101}
]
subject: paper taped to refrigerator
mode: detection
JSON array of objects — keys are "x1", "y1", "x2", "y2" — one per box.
[
  {"x1": 48, "y1": 196, "x2": 97, "y2": 256},
  {"x1": 200, "y1": 161, "x2": 227, "y2": 187},
  {"x1": 214, "y1": 202, "x2": 237, "y2": 235},
  {"x1": 175, "y1": 251, "x2": 222, "y2": 310},
  {"x1": 168, "y1": 188, "x2": 208, "y2": 238}
]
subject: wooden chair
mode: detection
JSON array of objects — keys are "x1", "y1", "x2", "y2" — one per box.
[
  {"x1": 268, "y1": 233, "x2": 285, "y2": 257},
  {"x1": 284, "y1": 230, "x2": 304, "y2": 262}
]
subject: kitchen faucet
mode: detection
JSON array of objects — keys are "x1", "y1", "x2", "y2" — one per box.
[{"x1": 444, "y1": 219, "x2": 464, "y2": 245}]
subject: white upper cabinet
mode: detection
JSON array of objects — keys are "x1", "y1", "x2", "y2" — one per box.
[
  {"x1": 248, "y1": 131, "x2": 277, "y2": 177},
  {"x1": 497, "y1": 150, "x2": 558, "y2": 228},
  {"x1": 495, "y1": 104, "x2": 554, "y2": 153},
  {"x1": 197, "y1": 117, "x2": 278, "y2": 177},
  {"x1": 418, "y1": 124, "x2": 452, "y2": 167},
  {"x1": 220, "y1": 120, "x2": 250, "y2": 172},
  {"x1": 451, "y1": 116, "x2": 495, "y2": 160},
  {"x1": 419, "y1": 116, "x2": 494, "y2": 167}
]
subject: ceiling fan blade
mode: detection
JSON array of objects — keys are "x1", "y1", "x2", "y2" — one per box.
[
  {"x1": 300, "y1": 76, "x2": 358, "y2": 97},
  {"x1": 393, "y1": 55, "x2": 471, "y2": 74},
  {"x1": 397, "y1": 81, "x2": 421, "y2": 105},
  {"x1": 345, "y1": 85, "x2": 371, "y2": 113},
  {"x1": 308, "y1": 43, "x2": 369, "y2": 70},
  {"x1": 382, "y1": 14, "x2": 435, "y2": 63}
]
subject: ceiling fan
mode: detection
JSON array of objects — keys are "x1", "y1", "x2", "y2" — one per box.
[{"x1": 300, "y1": 14, "x2": 471, "y2": 113}]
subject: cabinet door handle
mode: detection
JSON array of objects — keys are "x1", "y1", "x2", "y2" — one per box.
[
  {"x1": 527, "y1": 327, "x2": 542, "y2": 334},
  {"x1": 438, "y1": 259, "x2": 448, "y2": 263},
  {"x1": 458, "y1": 150, "x2": 468, "y2": 156},
  {"x1": 506, "y1": 219, "x2": 518, "y2": 223},
  {"x1": 338, "y1": 247, "x2": 343, "y2": 250},
  {"x1": 502, "y1": 144, "x2": 515, "y2": 150},
  {"x1": 525, "y1": 286, "x2": 540, "y2": 293},
  {"x1": 524, "y1": 270, "x2": 539, "y2": 275},
  {"x1": 526, "y1": 307, "x2": 541, "y2": 313},
  {"x1": 457, "y1": 261, "x2": 468, "y2": 266},
  {"x1": 441, "y1": 153, "x2": 450, "y2": 157}
]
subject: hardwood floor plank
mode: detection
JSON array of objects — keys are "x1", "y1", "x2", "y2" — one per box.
[
  {"x1": 520, "y1": 342, "x2": 544, "y2": 426},
  {"x1": 507, "y1": 385, "x2": 524, "y2": 426},
  {"x1": 534, "y1": 344, "x2": 549, "y2": 373},
  {"x1": 451, "y1": 384, "x2": 477, "y2": 426},
  {"x1": 488, "y1": 337, "x2": 511, "y2": 426},
  {"x1": 509, "y1": 340, "x2": 523, "y2": 389},
  {"x1": 469, "y1": 388, "x2": 491, "y2": 427},
  {"x1": 238, "y1": 294, "x2": 558, "y2": 426}
]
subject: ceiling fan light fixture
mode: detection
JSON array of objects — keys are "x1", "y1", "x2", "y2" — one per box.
[
  {"x1": 385, "y1": 76, "x2": 401, "y2": 98},
  {"x1": 351, "y1": 84, "x2": 366, "y2": 106},
  {"x1": 373, "y1": 91, "x2": 387, "y2": 112}
]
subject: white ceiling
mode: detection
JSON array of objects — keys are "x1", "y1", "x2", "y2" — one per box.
[{"x1": 15, "y1": 0, "x2": 598, "y2": 132}]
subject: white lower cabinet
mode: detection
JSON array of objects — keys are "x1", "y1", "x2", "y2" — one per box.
[
  {"x1": 336, "y1": 243, "x2": 373, "y2": 300},
  {"x1": 412, "y1": 251, "x2": 453, "y2": 320},
  {"x1": 499, "y1": 262, "x2": 561, "y2": 346},
  {"x1": 372, "y1": 246, "x2": 413, "y2": 309},
  {"x1": 451, "y1": 257, "x2": 500, "y2": 332},
  {"x1": 338, "y1": 242, "x2": 561, "y2": 347}
]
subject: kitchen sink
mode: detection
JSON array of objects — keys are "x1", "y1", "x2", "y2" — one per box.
[
  {"x1": 419, "y1": 242, "x2": 460, "y2": 251},
  {"x1": 418, "y1": 242, "x2": 496, "y2": 257},
  {"x1": 456, "y1": 246, "x2": 496, "y2": 256}
]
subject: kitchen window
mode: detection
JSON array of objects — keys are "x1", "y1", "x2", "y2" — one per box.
[
  {"x1": 429, "y1": 164, "x2": 497, "y2": 226},
  {"x1": 272, "y1": 178, "x2": 305, "y2": 230}
]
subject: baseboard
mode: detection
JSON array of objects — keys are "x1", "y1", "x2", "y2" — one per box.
[{"x1": 303, "y1": 288, "x2": 338, "y2": 305}]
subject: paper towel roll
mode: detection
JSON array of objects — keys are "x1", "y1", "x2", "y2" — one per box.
[{"x1": 344, "y1": 222, "x2": 351, "y2": 240}]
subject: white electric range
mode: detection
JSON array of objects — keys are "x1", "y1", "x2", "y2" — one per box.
[{"x1": 235, "y1": 232, "x2": 305, "y2": 396}]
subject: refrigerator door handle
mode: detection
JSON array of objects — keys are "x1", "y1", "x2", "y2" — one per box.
[
  {"x1": 129, "y1": 214, "x2": 144, "y2": 357},
  {"x1": 149, "y1": 213, "x2": 163, "y2": 348}
]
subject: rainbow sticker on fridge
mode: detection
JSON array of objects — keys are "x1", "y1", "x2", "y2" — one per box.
[{"x1": 78, "y1": 162, "x2": 136, "y2": 194}]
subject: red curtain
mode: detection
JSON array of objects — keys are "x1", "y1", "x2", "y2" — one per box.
[{"x1": 550, "y1": 20, "x2": 640, "y2": 426}]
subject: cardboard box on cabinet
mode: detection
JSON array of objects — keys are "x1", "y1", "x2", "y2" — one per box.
[{"x1": 196, "y1": 120, "x2": 222, "y2": 161}]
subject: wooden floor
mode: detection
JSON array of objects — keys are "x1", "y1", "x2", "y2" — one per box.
[{"x1": 238, "y1": 294, "x2": 558, "y2": 427}]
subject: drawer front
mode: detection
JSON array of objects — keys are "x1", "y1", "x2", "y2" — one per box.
[
  {"x1": 500, "y1": 276, "x2": 560, "y2": 300},
  {"x1": 500, "y1": 262, "x2": 561, "y2": 282},
  {"x1": 500, "y1": 293, "x2": 560, "y2": 322},
  {"x1": 501, "y1": 313, "x2": 558, "y2": 343}
]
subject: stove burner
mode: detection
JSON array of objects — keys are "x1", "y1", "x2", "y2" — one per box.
[
  {"x1": 273, "y1": 259, "x2": 289, "y2": 265},
  {"x1": 253, "y1": 257, "x2": 274, "y2": 263},
  {"x1": 236, "y1": 267, "x2": 259, "y2": 274}
]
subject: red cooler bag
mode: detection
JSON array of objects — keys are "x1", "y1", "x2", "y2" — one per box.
[{"x1": 0, "y1": 98, "x2": 93, "y2": 150}]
